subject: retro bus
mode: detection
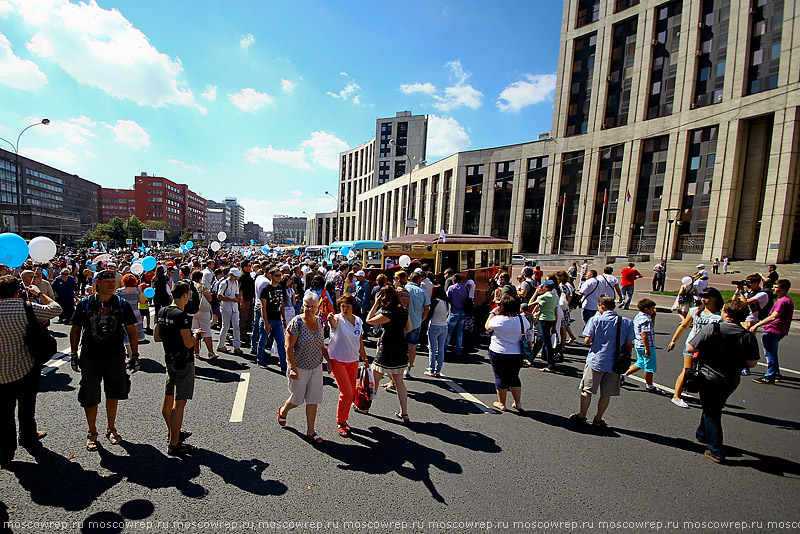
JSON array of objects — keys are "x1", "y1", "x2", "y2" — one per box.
[{"x1": 328, "y1": 240, "x2": 384, "y2": 268}]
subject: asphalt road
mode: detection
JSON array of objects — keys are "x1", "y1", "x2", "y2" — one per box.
[{"x1": 1, "y1": 307, "x2": 799, "y2": 534}]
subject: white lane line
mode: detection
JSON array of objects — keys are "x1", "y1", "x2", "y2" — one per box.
[
  {"x1": 441, "y1": 378, "x2": 497, "y2": 413},
  {"x1": 755, "y1": 361, "x2": 800, "y2": 376},
  {"x1": 623, "y1": 373, "x2": 695, "y2": 398},
  {"x1": 41, "y1": 352, "x2": 71, "y2": 375},
  {"x1": 229, "y1": 372, "x2": 251, "y2": 423}
]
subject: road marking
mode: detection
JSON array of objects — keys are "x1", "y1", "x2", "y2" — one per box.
[
  {"x1": 229, "y1": 372, "x2": 251, "y2": 423},
  {"x1": 41, "y1": 352, "x2": 71, "y2": 375},
  {"x1": 755, "y1": 361, "x2": 800, "y2": 376},
  {"x1": 441, "y1": 378, "x2": 497, "y2": 413},
  {"x1": 623, "y1": 374, "x2": 694, "y2": 398}
]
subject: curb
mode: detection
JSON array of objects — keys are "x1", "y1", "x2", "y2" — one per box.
[{"x1": 653, "y1": 305, "x2": 800, "y2": 334}]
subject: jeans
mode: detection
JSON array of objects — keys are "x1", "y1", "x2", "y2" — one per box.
[
  {"x1": 696, "y1": 379, "x2": 736, "y2": 458},
  {"x1": 265, "y1": 319, "x2": 287, "y2": 371},
  {"x1": 428, "y1": 325, "x2": 448, "y2": 373},
  {"x1": 761, "y1": 332, "x2": 784, "y2": 380},
  {"x1": 218, "y1": 308, "x2": 240, "y2": 349},
  {"x1": 537, "y1": 320, "x2": 556, "y2": 368},
  {"x1": 620, "y1": 285, "x2": 635, "y2": 309},
  {"x1": 253, "y1": 310, "x2": 266, "y2": 359},
  {"x1": 445, "y1": 310, "x2": 466, "y2": 355}
]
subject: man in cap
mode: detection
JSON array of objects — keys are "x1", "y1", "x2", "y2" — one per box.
[
  {"x1": 105, "y1": 262, "x2": 123, "y2": 290},
  {"x1": 69, "y1": 269, "x2": 139, "y2": 451},
  {"x1": 52, "y1": 267, "x2": 79, "y2": 323},
  {"x1": 216, "y1": 267, "x2": 243, "y2": 356},
  {"x1": 693, "y1": 264, "x2": 710, "y2": 301}
]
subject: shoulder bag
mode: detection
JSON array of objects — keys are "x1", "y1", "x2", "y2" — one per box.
[
  {"x1": 611, "y1": 316, "x2": 633, "y2": 374},
  {"x1": 23, "y1": 301, "x2": 58, "y2": 367},
  {"x1": 353, "y1": 364, "x2": 373, "y2": 412},
  {"x1": 519, "y1": 316, "x2": 534, "y2": 360},
  {"x1": 683, "y1": 322, "x2": 721, "y2": 392}
]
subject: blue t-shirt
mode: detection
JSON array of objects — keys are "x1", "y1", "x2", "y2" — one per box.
[
  {"x1": 582, "y1": 311, "x2": 635, "y2": 373},
  {"x1": 633, "y1": 312, "x2": 655, "y2": 349},
  {"x1": 405, "y1": 282, "x2": 431, "y2": 329}
]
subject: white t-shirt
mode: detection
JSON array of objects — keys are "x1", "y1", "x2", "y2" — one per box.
[
  {"x1": 429, "y1": 298, "x2": 450, "y2": 327},
  {"x1": 465, "y1": 279, "x2": 476, "y2": 299},
  {"x1": 253, "y1": 274, "x2": 270, "y2": 310},
  {"x1": 420, "y1": 277, "x2": 434, "y2": 299},
  {"x1": 488, "y1": 314, "x2": 530, "y2": 354},
  {"x1": 216, "y1": 278, "x2": 240, "y2": 312},
  {"x1": 745, "y1": 290, "x2": 770, "y2": 322},
  {"x1": 597, "y1": 274, "x2": 618, "y2": 297},
  {"x1": 579, "y1": 278, "x2": 602, "y2": 311},
  {"x1": 327, "y1": 314, "x2": 363, "y2": 363},
  {"x1": 301, "y1": 265, "x2": 310, "y2": 275}
]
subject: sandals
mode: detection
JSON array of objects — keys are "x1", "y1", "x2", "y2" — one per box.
[
  {"x1": 592, "y1": 419, "x2": 608, "y2": 428},
  {"x1": 277, "y1": 407, "x2": 287, "y2": 427},
  {"x1": 493, "y1": 401, "x2": 507, "y2": 411},
  {"x1": 337, "y1": 424, "x2": 350, "y2": 437},
  {"x1": 168, "y1": 442, "x2": 198, "y2": 456},
  {"x1": 568, "y1": 413, "x2": 588, "y2": 424},
  {"x1": 306, "y1": 433, "x2": 323, "y2": 444},
  {"x1": 423, "y1": 371, "x2": 436, "y2": 377},
  {"x1": 106, "y1": 428, "x2": 122, "y2": 445},
  {"x1": 166, "y1": 429, "x2": 193, "y2": 443},
  {"x1": 395, "y1": 412, "x2": 410, "y2": 424},
  {"x1": 86, "y1": 431, "x2": 99, "y2": 452}
]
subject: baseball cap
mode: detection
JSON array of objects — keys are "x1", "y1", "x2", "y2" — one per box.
[
  {"x1": 60, "y1": 268, "x2": 70, "y2": 275},
  {"x1": 106, "y1": 262, "x2": 117, "y2": 268},
  {"x1": 543, "y1": 279, "x2": 557, "y2": 289},
  {"x1": 355, "y1": 270, "x2": 366, "y2": 277},
  {"x1": 96, "y1": 270, "x2": 116, "y2": 281},
  {"x1": 229, "y1": 267, "x2": 241, "y2": 277},
  {"x1": 696, "y1": 264, "x2": 705, "y2": 269},
  {"x1": 414, "y1": 268, "x2": 423, "y2": 273}
]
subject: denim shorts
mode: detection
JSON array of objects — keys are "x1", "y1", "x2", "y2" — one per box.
[{"x1": 405, "y1": 326, "x2": 421, "y2": 346}]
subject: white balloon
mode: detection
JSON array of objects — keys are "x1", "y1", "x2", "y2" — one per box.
[
  {"x1": 133, "y1": 252, "x2": 140, "y2": 259},
  {"x1": 130, "y1": 263, "x2": 144, "y2": 275},
  {"x1": 217, "y1": 232, "x2": 227, "y2": 242},
  {"x1": 398, "y1": 254, "x2": 411, "y2": 268},
  {"x1": 681, "y1": 276, "x2": 694, "y2": 286},
  {"x1": 210, "y1": 241, "x2": 221, "y2": 252},
  {"x1": 28, "y1": 236, "x2": 57, "y2": 262},
  {"x1": 347, "y1": 250, "x2": 356, "y2": 260}
]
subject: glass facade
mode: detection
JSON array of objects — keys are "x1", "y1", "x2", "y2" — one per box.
[
  {"x1": 746, "y1": 0, "x2": 782, "y2": 95},
  {"x1": 491, "y1": 161, "x2": 515, "y2": 239},
  {"x1": 647, "y1": 0, "x2": 682, "y2": 119},
  {"x1": 694, "y1": 0, "x2": 730, "y2": 108},
  {"x1": 576, "y1": 0, "x2": 600, "y2": 28},
  {"x1": 678, "y1": 126, "x2": 718, "y2": 252},
  {"x1": 566, "y1": 33, "x2": 597, "y2": 136},
  {"x1": 555, "y1": 151, "x2": 585, "y2": 252},
  {"x1": 591, "y1": 145, "x2": 624, "y2": 254},
  {"x1": 522, "y1": 156, "x2": 548, "y2": 253},
  {"x1": 463, "y1": 164, "x2": 484, "y2": 235},
  {"x1": 604, "y1": 16, "x2": 638, "y2": 129},
  {"x1": 631, "y1": 136, "x2": 669, "y2": 253}
]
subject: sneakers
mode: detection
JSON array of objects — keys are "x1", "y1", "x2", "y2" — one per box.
[
  {"x1": 671, "y1": 397, "x2": 690, "y2": 409},
  {"x1": 741, "y1": 368, "x2": 750, "y2": 376},
  {"x1": 704, "y1": 449, "x2": 724, "y2": 464},
  {"x1": 646, "y1": 385, "x2": 668, "y2": 396},
  {"x1": 403, "y1": 369, "x2": 411, "y2": 379},
  {"x1": 620, "y1": 374, "x2": 626, "y2": 385},
  {"x1": 752, "y1": 377, "x2": 775, "y2": 385}
]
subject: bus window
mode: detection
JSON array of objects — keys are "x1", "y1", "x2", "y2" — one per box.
[
  {"x1": 467, "y1": 250, "x2": 476, "y2": 269},
  {"x1": 492, "y1": 249, "x2": 500, "y2": 266},
  {"x1": 501, "y1": 249, "x2": 510, "y2": 266},
  {"x1": 480, "y1": 250, "x2": 488, "y2": 267},
  {"x1": 440, "y1": 251, "x2": 459, "y2": 273},
  {"x1": 365, "y1": 250, "x2": 382, "y2": 268},
  {"x1": 460, "y1": 251, "x2": 469, "y2": 270}
]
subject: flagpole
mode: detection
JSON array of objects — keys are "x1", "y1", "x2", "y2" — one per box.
[
  {"x1": 557, "y1": 192, "x2": 566, "y2": 255},
  {"x1": 616, "y1": 188, "x2": 627, "y2": 256},
  {"x1": 599, "y1": 189, "x2": 607, "y2": 256}
]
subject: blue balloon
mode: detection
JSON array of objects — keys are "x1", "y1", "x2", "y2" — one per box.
[
  {"x1": 141, "y1": 256, "x2": 157, "y2": 271},
  {"x1": 262, "y1": 246, "x2": 269, "y2": 253},
  {"x1": 186, "y1": 241, "x2": 194, "y2": 249},
  {"x1": 294, "y1": 250, "x2": 300, "y2": 255},
  {"x1": 250, "y1": 239, "x2": 255, "y2": 244},
  {"x1": 144, "y1": 287, "x2": 155, "y2": 299},
  {"x1": 0, "y1": 233, "x2": 29, "y2": 268},
  {"x1": 42, "y1": 269, "x2": 48, "y2": 277},
  {"x1": 340, "y1": 247, "x2": 351, "y2": 257}
]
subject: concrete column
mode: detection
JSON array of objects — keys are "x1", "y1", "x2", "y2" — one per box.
[
  {"x1": 677, "y1": 0, "x2": 701, "y2": 112},
  {"x1": 614, "y1": 141, "x2": 637, "y2": 257},
  {"x1": 509, "y1": 160, "x2": 527, "y2": 251},
  {"x1": 451, "y1": 166, "x2": 466, "y2": 235},
  {"x1": 575, "y1": 149, "x2": 600, "y2": 255},
  {"x1": 654, "y1": 131, "x2": 686, "y2": 261},
  {"x1": 709, "y1": 119, "x2": 747, "y2": 260},
  {"x1": 591, "y1": 27, "x2": 610, "y2": 134},
  {"x1": 480, "y1": 162, "x2": 494, "y2": 236},
  {"x1": 728, "y1": 0, "x2": 748, "y2": 102},
  {"x1": 632, "y1": 9, "x2": 654, "y2": 123},
  {"x1": 703, "y1": 120, "x2": 733, "y2": 260},
  {"x1": 544, "y1": 153, "x2": 564, "y2": 254}
]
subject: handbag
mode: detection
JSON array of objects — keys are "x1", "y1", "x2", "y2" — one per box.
[
  {"x1": 611, "y1": 316, "x2": 633, "y2": 374},
  {"x1": 23, "y1": 301, "x2": 58, "y2": 367},
  {"x1": 519, "y1": 316, "x2": 534, "y2": 360},
  {"x1": 683, "y1": 322, "x2": 721, "y2": 392},
  {"x1": 353, "y1": 365, "x2": 373, "y2": 412}
]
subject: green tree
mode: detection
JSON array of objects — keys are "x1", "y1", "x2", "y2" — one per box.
[
  {"x1": 145, "y1": 220, "x2": 170, "y2": 232},
  {"x1": 77, "y1": 225, "x2": 111, "y2": 248},
  {"x1": 125, "y1": 216, "x2": 145, "y2": 244},
  {"x1": 180, "y1": 228, "x2": 192, "y2": 244},
  {"x1": 100, "y1": 217, "x2": 127, "y2": 247}
]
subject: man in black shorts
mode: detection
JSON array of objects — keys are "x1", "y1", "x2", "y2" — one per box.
[
  {"x1": 69, "y1": 270, "x2": 139, "y2": 452},
  {"x1": 155, "y1": 281, "x2": 202, "y2": 456}
]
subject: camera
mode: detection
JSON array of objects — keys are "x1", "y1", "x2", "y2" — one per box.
[{"x1": 730, "y1": 280, "x2": 747, "y2": 286}]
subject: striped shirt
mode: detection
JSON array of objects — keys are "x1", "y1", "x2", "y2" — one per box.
[
  {"x1": 0, "y1": 299, "x2": 62, "y2": 384},
  {"x1": 633, "y1": 312, "x2": 655, "y2": 349}
]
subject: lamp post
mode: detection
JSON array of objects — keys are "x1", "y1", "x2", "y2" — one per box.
[
  {"x1": 662, "y1": 208, "x2": 682, "y2": 271},
  {"x1": 388, "y1": 138, "x2": 414, "y2": 235},
  {"x1": 0, "y1": 118, "x2": 50, "y2": 236},
  {"x1": 324, "y1": 190, "x2": 338, "y2": 242},
  {"x1": 637, "y1": 225, "x2": 645, "y2": 255}
]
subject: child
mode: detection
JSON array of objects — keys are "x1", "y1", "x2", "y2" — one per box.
[
  {"x1": 138, "y1": 282, "x2": 152, "y2": 334},
  {"x1": 622, "y1": 298, "x2": 667, "y2": 395}
]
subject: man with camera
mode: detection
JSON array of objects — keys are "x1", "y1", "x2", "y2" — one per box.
[
  {"x1": 69, "y1": 269, "x2": 139, "y2": 452},
  {"x1": 155, "y1": 281, "x2": 201, "y2": 456},
  {"x1": 733, "y1": 275, "x2": 771, "y2": 329}
]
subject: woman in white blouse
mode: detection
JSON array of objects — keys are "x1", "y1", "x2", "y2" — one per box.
[{"x1": 485, "y1": 295, "x2": 529, "y2": 412}]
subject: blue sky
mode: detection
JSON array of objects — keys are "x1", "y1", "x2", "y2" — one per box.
[{"x1": 0, "y1": 0, "x2": 562, "y2": 230}]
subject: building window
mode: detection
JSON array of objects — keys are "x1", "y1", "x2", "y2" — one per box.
[
  {"x1": 522, "y1": 156, "x2": 548, "y2": 253},
  {"x1": 694, "y1": 0, "x2": 730, "y2": 108},
  {"x1": 615, "y1": 0, "x2": 639, "y2": 13},
  {"x1": 591, "y1": 145, "x2": 625, "y2": 254},
  {"x1": 491, "y1": 162, "x2": 515, "y2": 239},
  {"x1": 576, "y1": 0, "x2": 600, "y2": 28},
  {"x1": 746, "y1": 0, "x2": 782, "y2": 95},
  {"x1": 555, "y1": 151, "x2": 585, "y2": 253},
  {"x1": 631, "y1": 135, "x2": 670, "y2": 253},
  {"x1": 442, "y1": 170, "x2": 452, "y2": 232},
  {"x1": 647, "y1": 0, "x2": 682, "y2": 119},
  {"x1": 566, "y1": 33, "x2": 597, "y2": 136},
  {"x1": 463, "y1": 165, "x2": 484, "y2": 235},
  {"x1": 604, "y1": 16, "x2": 638, "y2": 129},
  {"x1": 677, "y1": 126, "x2": 718, "y2": 252}
]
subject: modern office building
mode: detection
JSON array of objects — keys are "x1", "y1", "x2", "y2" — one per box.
[
  {"x1": 225, "y1": 197, "x2": 245, "y2": 241},
  {"x1": 345, "y1": 0, "x2": 799, "y2": 264},
  {"x1": 273, "y1": 215, "x2": 306, "y2": 244},
  {"x1": 305, "y1": 211, "x2": 338, "y2": 246},
  {"x1": 243, "y1": 221, "x2": 264, "y2": 243},
  {"x1": 206, "y1": 198, "x2": 244, "y2": 242},
  {"x1": 0, "y1": 147, "x2": 101, "y2": 243},
  {"x1": 99, "y1": 188, "x2": 137, "y2": 222}
]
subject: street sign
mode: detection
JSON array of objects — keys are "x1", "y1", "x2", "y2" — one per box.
[
  {"x1": 141, "y1": 229, "x2": 165, "y2": 242},
  {"x1": 125, "y1": 239, "x2": 133, "y2": 245},
  {"x1": 405, "y1": 218, "x2": 417, "y2": 228}
]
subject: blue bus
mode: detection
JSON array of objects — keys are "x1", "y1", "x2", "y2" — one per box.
[{"x1": 327, "y1": 240, "x2": 384, "y2": 268}]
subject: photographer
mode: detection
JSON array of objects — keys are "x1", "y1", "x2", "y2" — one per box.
[
  {"x1": 733, "y1": 274, "x2": 771, "y2": 334},
  {"x1": 686, "y1": 300, "x2": 759, "y2": 463},
  {"x1": 155, "y1": 281, "x2": 201, "y2": 456}
]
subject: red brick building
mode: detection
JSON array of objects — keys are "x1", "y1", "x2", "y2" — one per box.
[{"x1": 100, "y1": 173, "x2": 206, "y2": 237}]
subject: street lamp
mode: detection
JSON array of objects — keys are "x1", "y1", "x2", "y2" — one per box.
[
  {"x1": 637, "y1": 225, "x2": 645, "y2": 255},
  {"x1": 388, "y1": 138, "x2": 414, "y2": 235},
  {"x1": 0, "y1": 118, "x2": 50, "y2": 236},
  {"x1": 324, "y1": 190, "x2": 338, "y2": 242},
  {"x1": 662, "y1": 208, "x2": 682, "y2": 271}
]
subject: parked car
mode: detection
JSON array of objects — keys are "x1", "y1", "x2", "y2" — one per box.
[{"x1": 512, "y1": 254, "x2": 528, "y2": 265}]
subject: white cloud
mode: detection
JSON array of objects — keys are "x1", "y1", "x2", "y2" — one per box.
[
  {"x1": 238, "y1": 197, "x2": 274, "y2": 229},
  {"x1": 30, "y1": 115, "x2": 96, "y2": 146},
  {"x1": 0, "y1": 1, "x2": 12, "y2": 17},
  {"x1": 427, "y1": 114, "x2": 471, "y2": 158},
  {"x1": 247, "y1": 130, "x2": 349, "y2": 170},
  {"x1": 110, "y1": 119, "x2": 150, "y2": 149},
  {"x1": 432, "y1": 60, "x2": 483, "y2": 111},
  {"x1": 281, "y1": 79, "x2": 296, "y2": 93},
  {"x1": 240, "y1": 33, "x2": 254, "y2": 49},
  {"x1": 0, "y1": 33, "x2": 47, "y2": 89},
  {"x1": 228, "y1": 87, "x2": 273, "y2": 113},
  {"x1": 496, "y1": 73, "x2": 557, "y2": 112},
  {"x1": 20, "y1": 146, "x2": 80, "y2": 168},
  {"x1": 400, "y1": 82, "x2": 436, "y2": 95},
  {"x1": 326, "y1": 73, "x2": 364, "y2": 105},
  {"x1": 167, "y1": 158, "x2": 204, "y2": 173},
  {"x1": 289, "y1": 190, "x2": 302, "y2": 197},
  {"x1": 200, "y1": 84, "x2": 217, "y2": 101},
  {"x1": 13, "y1": 0, "x2": 202, "y2": 111}
]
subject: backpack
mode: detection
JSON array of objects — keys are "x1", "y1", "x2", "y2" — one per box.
[{"x1": 182, "y1": 278, "x2": 200, "y2": 315}]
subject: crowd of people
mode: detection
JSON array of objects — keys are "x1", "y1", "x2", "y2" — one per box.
[{"x1": 0, "y1": 247, "x2": 794, "y2": 467}]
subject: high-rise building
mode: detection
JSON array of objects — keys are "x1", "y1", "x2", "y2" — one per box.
[
  {"x1": 244, "y1": 221, "x2": 264, "y2": 243},
  {"x1": 206, "y1": 198, "x2": 244, "y2": 242},
  {"x1": 273, "y1": 215, "x2": 306, "y2": 244},
  {"x1": 347, "y1": 0, "x2": 800, "y2": 264},
  {"x1": 0, "y1": 147, "x2": 101, "y2": 243},
  {"x1": 305, "y1": 212, "x2": 337, "y2": 246},
  {"x1": 225, "y1": 197, "x2": 245, "y2": 241}
]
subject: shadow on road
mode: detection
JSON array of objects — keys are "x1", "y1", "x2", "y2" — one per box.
[
  {"x1": 407, "y1": 390, "x2": 487, "y2": 415},
  {"x1": 39, "y1": 372, "x2": 76, "y2": 393}
]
